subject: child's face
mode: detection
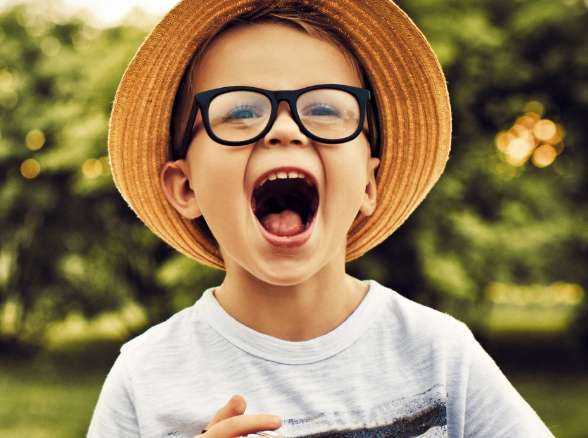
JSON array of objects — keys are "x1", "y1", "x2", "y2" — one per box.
[{"x1": 162, "y1": 24, "x2": 379, "y2": 285}]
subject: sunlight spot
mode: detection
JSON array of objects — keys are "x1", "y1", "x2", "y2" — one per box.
[
  {"x1": 82, "y1": 158, "x2": 103, "y2": 178},
  {"x1": 25, "y1": 129, "x2": 46, "y2": 150},
  {"x1": 505, "y1": 136, "x2": 535, "y2": 166},
  {"x1": 40, "y1": 36, "x2": 61, "y2": 56},
  {"x1": 487, "y1": 282, "x2": 585, "y2": 307},
  {"x1": 532, "y1": 144, "x2": 557, "y2": 168},
  {"x1": 495, "y1": 102, "x2": 566, "y2": 169},
  {"x1": 99, "y1": 156, "x2": 111, "y2": 176},
  {"x1": 0, "y1": 251, "x2": 10, "y2": 286},
  {"x1": 544, "y1": 124, "x2": 565, "y2": 146},
  {"x1": 71, "y1": 31, "x2": 91, "y2": 50},
  {"x1": 534, "y1": 119, "x2": 557, "y2": 142},
  {"x1": 495, "y1": 132, "x2": 513, "y2": 151},
  {"x1": 515, "y1": 115, "x2": 536, "y2": 131},
  {"x1": 21, "y1": 159, "x2": 41, "y2": 179},
  {"x1": 0, "y1": 300, "x2": 21, "y2": 335},
  {"x1": 524, "y1": 101, "x2": 544, "y2": 117},
  {"x1": 0, "y1": 69, "x2": 12, "y2": 90}
]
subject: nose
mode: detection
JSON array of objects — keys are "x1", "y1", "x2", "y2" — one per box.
[{"x1": 263, "y1": 101, "x2": 307, "y2": 147}]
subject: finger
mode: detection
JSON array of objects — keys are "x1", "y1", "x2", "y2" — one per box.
[
  {"x1": 208, "y1": 413, "x2": 282, "y2": 438},
  {"x1": 205, "y1": 395, "x2": 248, "y2": 429}
]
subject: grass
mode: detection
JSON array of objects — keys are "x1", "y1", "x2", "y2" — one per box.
[
  {"x1": 0, "y1": 361, "x2": 105, "y2": 438},
  {"x1": 509, "y1": 373, "x2": 588, "y2": 438},
  {"x1": 1, "y1": 361, "x2": 588, "y2": 438}
]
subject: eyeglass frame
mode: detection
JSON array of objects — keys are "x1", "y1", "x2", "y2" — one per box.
[{"x1": 176, "y1": 84, "x2": 377, "y2": 159}]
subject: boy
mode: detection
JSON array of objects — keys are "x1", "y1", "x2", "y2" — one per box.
[{"x1": 89, "y1": 0, "x2": 554, "y2": 437}]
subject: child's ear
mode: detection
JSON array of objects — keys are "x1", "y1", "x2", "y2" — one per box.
[
  {"x1": 160, "y1": 160, "x2": 203, "y2": 219},
  {"x1": 359, "y1": 157, "x2": 380, "y2": 217}
]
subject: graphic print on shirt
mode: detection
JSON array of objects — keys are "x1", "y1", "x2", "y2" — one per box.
[{"x1": 279, "y1": 385, "x2": 447, "y2": 438}]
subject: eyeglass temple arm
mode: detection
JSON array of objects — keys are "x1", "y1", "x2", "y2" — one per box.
[
  {"x1": 178, "y1": 95, "x2": 200, "y2": 159},
  {"x1": 367, "y1": 103, "x2": 379, "y2": 158}
]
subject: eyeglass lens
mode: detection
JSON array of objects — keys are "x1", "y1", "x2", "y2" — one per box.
[{"x1": 207, "y1": 89, "x2": 360, "y2": 143}]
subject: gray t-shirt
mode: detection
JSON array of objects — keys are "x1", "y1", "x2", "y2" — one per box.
[{"x1": 88, "y1": 281, "x2": 554, "y2": 438}]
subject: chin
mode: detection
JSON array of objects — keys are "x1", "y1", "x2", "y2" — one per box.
[
  {"x1": 248, "y1": 256, "x2": 325, "y2": 287},
  {"x1": 249, "y1": 242, "x2": 347, "y2": 288}
]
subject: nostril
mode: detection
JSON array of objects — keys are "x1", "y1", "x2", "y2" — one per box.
[{"x1": 268, "y1": 138, "x2": 302, "y2": 146}]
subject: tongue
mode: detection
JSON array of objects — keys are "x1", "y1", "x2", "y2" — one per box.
[{"x1": 261, "y1": 210, "x2": 305, "y2": 237}]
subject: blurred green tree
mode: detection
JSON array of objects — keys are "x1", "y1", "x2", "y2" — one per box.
[
  {"x1": 0, "y1": 0, "x2": 587, "y2": 351},
  {"x1": 0, "y1": 5, "x2": 224, "y2": 347},
  {"x1": 350, "y1": 0, "x2": 588, "y2": 331}
]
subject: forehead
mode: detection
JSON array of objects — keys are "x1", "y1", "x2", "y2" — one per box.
[{"x1": 194, "y1": 23, "x2": 362, "y2": 93}]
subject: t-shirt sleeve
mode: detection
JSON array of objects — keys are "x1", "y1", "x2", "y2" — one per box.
[
  {"x1": 463, "y1": 335, "x2": 555, "y2": 438},
  {"x1": 87, "y1": 354, "x2": 141, "y2": 438}
]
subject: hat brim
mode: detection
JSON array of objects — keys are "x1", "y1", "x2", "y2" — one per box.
[{"x1": 109, "y1": 0, "x2": 451, "y2": 269}]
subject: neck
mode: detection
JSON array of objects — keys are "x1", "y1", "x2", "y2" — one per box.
[{"x1": 213, "y1": 253, "x2": 368, "y2": 341}]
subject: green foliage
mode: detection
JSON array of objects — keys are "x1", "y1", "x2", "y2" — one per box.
[
  {"x1": 1, "y1": 0, "x2": 588, "y2": 348},
  {"x1": 352, "y1": 0, "x2": 588, "y2": 328},
  {"x1": 157, "y1": 254, "x2": 225, "y2": 312},
  {"x1": 0, "y1": 5, "x2": 223, "y2": 345}
]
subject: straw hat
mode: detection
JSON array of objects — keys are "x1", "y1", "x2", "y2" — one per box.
[{"x1": 109, "y1": 0, "x2": 451, "y2": 270}]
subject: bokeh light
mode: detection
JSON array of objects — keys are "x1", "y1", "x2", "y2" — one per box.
[
  {"x1": 495, "y1": 103, "x2": 565, "y2": 169},
  {"x1": 25, "y1": 128, "x2": 45, "y2": 150},
  {"x1": 40, "y1": 36, "x2": 61, "y2": 56},
  {"x1": 505, "y1": 135, "x2": 535, "y2": 166},
  {"x1": 524, "y1": 101, "x2": 544, "y2": 117},
  {"x1": 82, "y1": 157, "x2": 110, "y2": 178},
  {"x1": 0, "y1": 68, "x2": 12, "y2": 89},
  {"x1": 20, "y1": 158, "x2": 40, "y2": 179},
  {"x1": 487, "y1": 282, "x2": 585, "y2": 307},
  {"x1": 82, "y1": 158, "x2": 103, "y2": 178},
  {"x1": 532, "y1": 144, "x2": 557, "y2": 168},
  {"x1": 99, "y1": 156, "x2": 111, "y2": 175},
  {"x1": 534, "y1": 119, "x2": 557, "y2": 142},
  {"x1": 71, "y1": 25, "x2": 102, "y2": 51},
  {"x1": 0, "y1": 67, "x2": 18, "y2": 109}
]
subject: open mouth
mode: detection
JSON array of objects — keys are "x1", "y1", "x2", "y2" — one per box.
[{"x1": 252, "y1": 170, "x2": 319, "y2": 238}]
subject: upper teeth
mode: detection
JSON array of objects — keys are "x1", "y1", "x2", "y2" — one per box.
[{"x1": 258, "y1": 171, "x2": 314, "y2": 188}]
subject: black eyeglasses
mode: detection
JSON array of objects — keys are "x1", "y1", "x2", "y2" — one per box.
[{"x1": 177, "y1": 84, "x2": 375, "y2": 159}]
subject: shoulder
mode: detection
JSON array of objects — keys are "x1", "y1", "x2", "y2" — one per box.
[
  {"x1": 118, "y1": 291, "x2": 213, "y2": 368},
  {"x1": 371, "y1": 281, "x2": 470, "y2": 333},
  {"x1": 368, "y1": 281, "x2": 475, "y2": 353}
]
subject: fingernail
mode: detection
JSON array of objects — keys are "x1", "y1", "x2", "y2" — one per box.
[{"x1": 271, "y1": 416, "x2": 282, "y2": 427}]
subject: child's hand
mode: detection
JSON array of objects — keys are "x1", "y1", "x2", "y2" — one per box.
[{"x1": 195, "y1": 395, "x2": 282, "y2": 438}]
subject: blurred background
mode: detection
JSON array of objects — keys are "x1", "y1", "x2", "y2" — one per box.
[{"x1": 0, "y1": 0, "x2": 587, "y2": 436}]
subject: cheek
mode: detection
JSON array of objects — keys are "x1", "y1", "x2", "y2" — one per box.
[
  {"x1": 323, "y1": 147, "x2": 370, "y2": 215},
  {"x1": 188, "y1": 143, "x2": 248, "y2": 226}
]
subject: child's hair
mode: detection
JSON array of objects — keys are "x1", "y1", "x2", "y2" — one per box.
[{"x1": 170, "y1": 3, "x2": 378, "y2": 158}]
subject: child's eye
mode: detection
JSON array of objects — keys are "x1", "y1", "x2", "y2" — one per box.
[
  {"x1": 226, "y1": 105, "x2": 263, "y2": 121},
  {"x1": 302, "y1": 104, "x2": 341, "y2": 118}
]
